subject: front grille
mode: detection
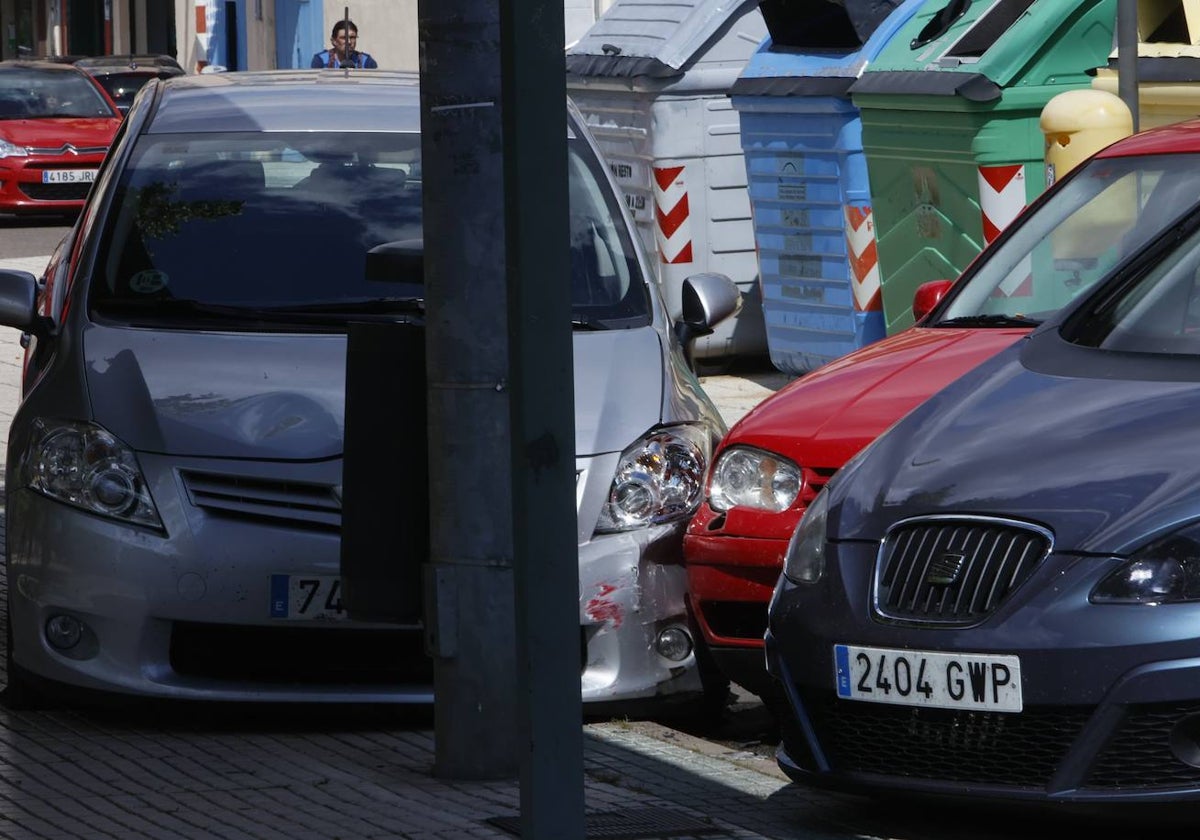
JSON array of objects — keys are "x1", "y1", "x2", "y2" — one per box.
[
  {"x1": 1086, "y1": 701, "x2": 1200, "y2": 789},
  {"x1": 19, "y1": 182, "x2": 90, "y2": 201},
  {"x1": 875, "y1": 516, "x2": 1050, "y2": 625},
  {"x1": 808, "y1": 466, "x2": 838, "y2": 495},
  {"x1": 25, "y1": 144, "x2": 108, "y2": 155},
  {"x1": 170, "y1": 622, "x2": 431, "y2": 684},
  {"x1": 802, "y1": 689, "x2": 1090, "y2": 788},
  {"x1": 181, "y1": 470, "x2": 341, "y2": 531}
]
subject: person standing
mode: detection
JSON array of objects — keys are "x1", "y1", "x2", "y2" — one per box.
[{"x1": 311, "y1": 19, "x2": 378, "y2": 69}]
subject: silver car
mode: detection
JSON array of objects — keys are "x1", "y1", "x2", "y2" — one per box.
[{"x1": 0, "y1": 70, "x2": 737, "y2": 709}]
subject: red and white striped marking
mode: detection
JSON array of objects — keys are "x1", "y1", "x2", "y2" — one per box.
[
  {"x1": 654, "y1": 165, "x2": 693, "y2": 265},
  {"x1": 845, "y1": 206, "x2": 881, "y2": 312},
  {"x1": 979, "y1": 164, "x2": 1033, "y2": 297},
  {"x1": 978, "y1": 164, "x2": 1026, "y2": 245}
]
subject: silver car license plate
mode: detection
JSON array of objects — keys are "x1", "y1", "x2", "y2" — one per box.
[
  {"x1": 269, "y1": 574, "x2": 347, "y2": 620},
  {"x1": 834, "y1": 644, "x2": 1022, "y2": 713}
]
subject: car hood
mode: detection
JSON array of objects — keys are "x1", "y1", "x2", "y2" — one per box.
[
  {"x1": 82, "y1": 324, "x2": 664, "y2": 461},
  {"x1": 0, "y1": 117, "x2": 119, "y2": 148},
  {"x1": 726, "y1": 327, "x2": 1027, "y2": 468},
  {"x1": 835, "y1": 339, "x2": 1200, "y2": 554}
]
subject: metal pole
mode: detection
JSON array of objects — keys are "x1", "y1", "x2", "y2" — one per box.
[
  {"x1": 419, "y1": 3, "x2": 586, "y2": 835},
  {"x1": 498, "y1": 1, "x2": 585, "y2": 836},
  {"x1": 418, "y1": 0, "x2": 518, "y2": 779},
  {"x1": 1118, "y1": 0, "x2": 1139, "y2": 132}
]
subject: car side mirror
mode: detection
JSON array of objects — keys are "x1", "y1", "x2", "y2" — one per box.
[
  {"x1": 0, "y1": 270, "x2": 43, "y2": 335},
  {"x1": 674, "y1": 272, "x2": 741, "y2": 368},
  {"x1": 912, "y1": 279, "x2": 954, "y2": 323}
]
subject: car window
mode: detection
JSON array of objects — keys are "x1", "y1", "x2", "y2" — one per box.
[
  {"x1": 938, "y1": 154, "x2": 1200, "y2": 325},
  {"x1": 0, "y1": 67, "x2": 115, "y2": 118},
  {"x1": 1066, "y1": 221, "x2": 1200, "y2": 354},
  {"x1": 89, "y1": 129, "x2": 651, "y2": 328}
]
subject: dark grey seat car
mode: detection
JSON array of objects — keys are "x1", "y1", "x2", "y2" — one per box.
[
  {"x1": 71, "y1": 54, "x2": 184, "y2": 115},
  {"x1": 0, "y1": 69, "x2": 738, "y2": 708}
]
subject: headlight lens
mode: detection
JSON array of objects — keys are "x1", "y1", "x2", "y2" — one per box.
[
  {"x1": 1092, "y1": 527, "x2": 1200, "y2": 604},
  {"x1": 0, "y1": 139, "x2": 28, "y2": 158},
  {"x1": 782, "y1": 486, "x2": 829, "y2": 584},
  {"x1": 22, "y1": 419, "x2": 163, "y2": 528},
  {"x1": 709, "y1": 446, "x2": 801, "y2": 513},
  {"x1": 596, "y1": 424, "x2": 710, "y2": 532}
]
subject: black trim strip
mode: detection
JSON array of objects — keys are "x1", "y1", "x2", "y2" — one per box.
[
  {"x1": 730, "y1": 75, "x2": 856, "y2": 98},
  {"x1": 565, "y1": 54, "x2": 682, "y2": 79},
  {"x1": 848, "y1": 69, "x2": 1002, "y2": 102}
]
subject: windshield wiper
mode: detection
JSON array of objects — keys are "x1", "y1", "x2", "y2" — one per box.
[
  {"x1": 935, "y1": 313, "x2": 1042, "y2": 328},
  {"x1": 260, "y1": 297, "x2": 425, "y2": 315},
  {"x1": 571, "y1": 315, "x2": 610, "y2": 331},
  {"x1": 96, "y1": 297, "x2": 425, "y2": 324}
]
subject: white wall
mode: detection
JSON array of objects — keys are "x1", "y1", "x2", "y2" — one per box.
[
  {"x1": 332, "y1": 0, "x2": 614, "y2": 69},
  {"x1": 323, "y1": 0, "x2": 419, "y2": 71}
]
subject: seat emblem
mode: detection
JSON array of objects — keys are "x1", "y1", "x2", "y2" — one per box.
[{"x1": 926, "y1": 552, "x2": 966, "y2": 586}]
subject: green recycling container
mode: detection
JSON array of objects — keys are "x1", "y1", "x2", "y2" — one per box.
[{"x1": 849, "y1": 0, "x2": 1117, "y2": 333}]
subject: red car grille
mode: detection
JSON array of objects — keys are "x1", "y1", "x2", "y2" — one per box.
[{"x1": 19, "y1": 182, "x2": 91, "y2": 201}]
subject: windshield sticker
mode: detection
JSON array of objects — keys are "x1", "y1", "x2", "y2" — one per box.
[{"x1": 128, "y1": 269, "x2": 169, "y2": 294}]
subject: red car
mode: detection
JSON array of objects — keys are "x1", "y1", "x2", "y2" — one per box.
[
  {"x1": 0, "y1": 61, "x2": 122, "y2": 215},
  {"x1": 685, "y1": 119, "x2": 1200, "y2": 703}
]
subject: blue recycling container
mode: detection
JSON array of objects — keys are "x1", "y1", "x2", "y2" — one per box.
[{"x1": 732, "y1": 0, "x2": 924, "y2": 375}]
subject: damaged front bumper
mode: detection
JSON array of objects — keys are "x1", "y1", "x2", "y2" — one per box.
[{"x1": 578, "y1": 521, "x2": 703, "y2": 705}]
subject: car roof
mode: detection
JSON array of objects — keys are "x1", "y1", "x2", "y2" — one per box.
[
  {"x1": 146, "y1": 69, "x2": 423, "y2": 134},
  {"x1": 0, "y1": 59, "x2": 92, "y2": 74},
  {"x1": 1097, "y1": 117, "x2": 1200, "y2": 158},
  {"x1": 74, "y1": 54, "x2": 183, "y2": 71}
]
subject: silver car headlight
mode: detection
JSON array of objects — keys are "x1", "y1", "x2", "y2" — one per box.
[
  {"x1": 596, "y1": 424, "x2": 711, "y2": 533},
  {"x1": 0, "y1": 139, "x2": 29, "y2": 159},
  {"x1": 1092, "y1": 525, "x2": 1200, "y2": 604},
  {"x1": 22, "y1": 419, "x2": 163, "y2": 529},
  {"x1": 782, "y1": 486, "x2": 829, "y2": 584},
  {"x1": 709, "y1": 445, "x2": 801, "y2": 513}
]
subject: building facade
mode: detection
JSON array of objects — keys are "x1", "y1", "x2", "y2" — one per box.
[{"x1": 0, "y1": 1, "x2": 610, "y2": 71}]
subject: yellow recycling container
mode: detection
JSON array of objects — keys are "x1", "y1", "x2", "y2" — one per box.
[{"x1": 1041, "y1": 89, "x2": 1134, "y2": 187}]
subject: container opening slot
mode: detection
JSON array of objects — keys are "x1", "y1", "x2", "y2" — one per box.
[
  {"x1": 760, "y1": 0, "x2": 864, "y2": 49},
  {"x1": 945, "y1": 0, "x2": 1037, "y2": 58}
]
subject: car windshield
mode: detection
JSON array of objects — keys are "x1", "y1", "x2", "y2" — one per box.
[
  {"x1": 937, "y1": 153, "x2": 1200, "y2": 326},
  {"x1": 90, "y1": 130, "x2": 651, "y2": 328},
  {"x1": 90, "y1": 71, "x2": 172, "y2": 111},
  {"x1": 0, "y1": 67, "x2": 114, "y2": 118}
]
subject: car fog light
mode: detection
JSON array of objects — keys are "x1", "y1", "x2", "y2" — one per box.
[
  {"x1": 45, "y1": 614, "x2": 83, "y2": 650},
  {"x1": 655, "y1": 627, "x2": 693, "y2": 662}
]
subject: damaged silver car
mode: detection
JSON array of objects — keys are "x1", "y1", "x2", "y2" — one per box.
[{"x1": 0, "y1": 69, "x2": 737, "y2": 709}]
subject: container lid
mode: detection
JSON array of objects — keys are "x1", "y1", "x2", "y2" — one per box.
[
  {"x1": 849, "y1": 0, "x2": 1117, "y2": 98},
  {"x1": 732, "y1": 0, "x2": 925, "y2": 99},
  {"x1": 566, "y1": 0, "x2": 763, "y2": 78}
]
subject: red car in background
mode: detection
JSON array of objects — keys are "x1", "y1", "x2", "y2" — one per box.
[
  {"x1": 685, "y1": 120, "x2": 1200, "y2": 704},
  {"x1": 0, "y1": 61, "x2": 121, "y2": 215}
]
